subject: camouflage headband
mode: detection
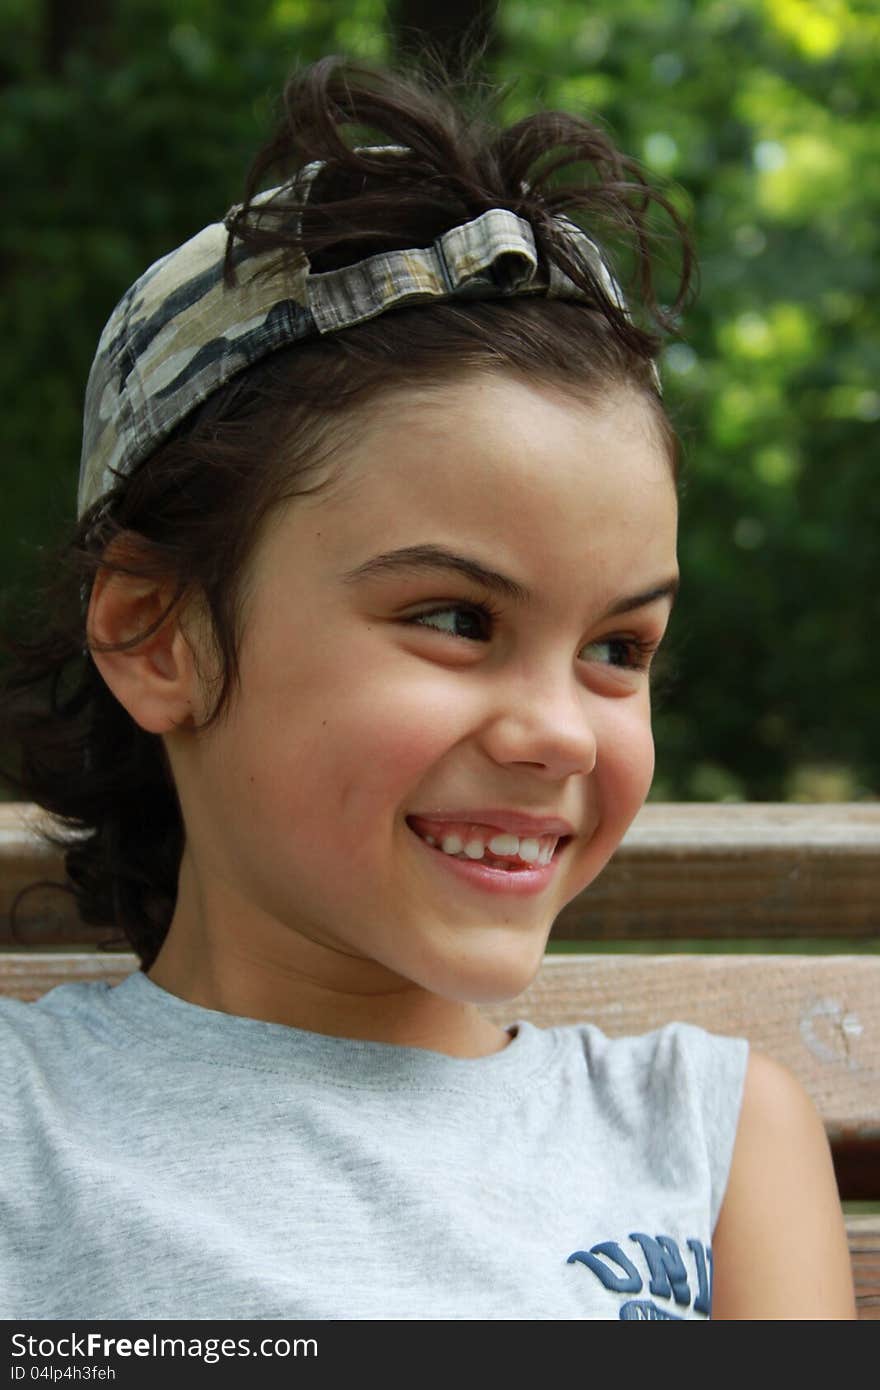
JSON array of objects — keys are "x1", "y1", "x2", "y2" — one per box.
[{"x1": 77, "y1": 146, "x2": 660, "y2": 519}]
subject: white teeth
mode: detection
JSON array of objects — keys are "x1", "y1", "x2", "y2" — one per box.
[
  {"x1": 435, "y1": 830, "x2": 557, "y2": 866},
  {"x1": 488, "y1": 833, "x2": 519, "y2": 856}
]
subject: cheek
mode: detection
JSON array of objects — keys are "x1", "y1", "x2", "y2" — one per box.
[
  {"x1": 601, "y1": 700, "x2": 656, "y2": 809},
  {"x1": 325, "y1": 686, "x2": 463, "y2": 809},
  {"x1": 568, "y1": 702, "x2": 655, "y2": 894},
  {"x1": 249, "y1": 670, "x2": 462, "y2": 840}
]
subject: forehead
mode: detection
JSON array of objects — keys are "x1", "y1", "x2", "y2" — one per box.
[{"x1": 257, "y1": 373, "x2": 677, "y2": 599}]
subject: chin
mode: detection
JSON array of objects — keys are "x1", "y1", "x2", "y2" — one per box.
[{"x1": 420, "y1": 937, "x2": 547, "y2": 1008}]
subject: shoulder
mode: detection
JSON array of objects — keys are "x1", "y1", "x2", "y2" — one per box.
[
  {"x1": 564, "y1": 1018, "x2": 748, "y2": 1129},
  {"x1": 0, "y1": 994, "x2": 52, "y2": 1060},
  {"x1": 556, "y1": 1019, "x2": 749, "y2": 1223},
  {"x1": 711, "y1": 1049, "x2": 857, "y2": 1319},
  {"x1": 0, "y1": 983, "x2": 114, "y2": 1077},
  {"x1": 567, "y1": 1017, "x2": 747, "y2": 1078}
]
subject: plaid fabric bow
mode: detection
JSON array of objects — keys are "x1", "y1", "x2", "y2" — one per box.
[{"x1": 77, "y1": 149, "x2": 657, "y2": 519}]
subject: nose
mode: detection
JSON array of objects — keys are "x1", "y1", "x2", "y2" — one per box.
[{"x1": 480, "y1": 666, "x2": 599, "y2": 779}]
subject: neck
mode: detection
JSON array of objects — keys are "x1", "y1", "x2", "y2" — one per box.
[{"x1": 146, "y1": 928, "x2": 514, "y2": 1058}]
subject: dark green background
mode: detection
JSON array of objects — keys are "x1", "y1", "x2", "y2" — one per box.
[{"x1": 3, "y1": 0, "x2": 878, "y2": 803}]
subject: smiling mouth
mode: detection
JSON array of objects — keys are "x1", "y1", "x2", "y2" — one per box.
[{"x1": 407, "y1": 820, "x2": 573, "y2": 871}]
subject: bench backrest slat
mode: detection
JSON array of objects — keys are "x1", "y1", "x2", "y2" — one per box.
[
  {"x1": 3, "y1": 949, "x2": 875, "y2": 1142},
  {"x1": 3, "y1": 802, "x2": 880, "y2": 942}
]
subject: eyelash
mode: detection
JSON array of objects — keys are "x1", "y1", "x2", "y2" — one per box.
[{"x1": 406, "y1": 600, "x2": 660, "y2": 672}]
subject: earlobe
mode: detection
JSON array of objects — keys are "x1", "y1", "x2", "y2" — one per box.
[{"x1": 86, "y1": 566, "x2": 200, "y2": 736}]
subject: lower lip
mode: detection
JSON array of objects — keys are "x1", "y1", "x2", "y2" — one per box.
[{"x1": 408, "y1": 824, "x2": 567, "y2": 896}]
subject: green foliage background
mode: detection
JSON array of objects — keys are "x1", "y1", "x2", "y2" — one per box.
[{"x1": 2, "y1": 0, "x2": 878, "y2": 802}]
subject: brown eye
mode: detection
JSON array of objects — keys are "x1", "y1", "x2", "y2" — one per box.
[
  {"x1": 581, "y1": 637, "x2": 658, "y2": 671},
  {"x1": 406, "y1": 601, "x2": 499, "y2": 642}
]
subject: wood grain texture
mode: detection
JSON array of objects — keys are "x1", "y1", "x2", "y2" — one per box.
[
  {"x1": 3, "y1": 801, "x2": 879, "y2": 943},
  {"x1": 848, "y1": 1215, "x2": 880, "y2": 1320},
  {"x1": 3, "y1": 950, "x2": 876, "y2": 1139},
  {"x1": 0, "y1": 804, "x2": 90, "y2": 945},
  {"x1": 486, "y1": 954, "x2": 880, "y2": 1135},
  {"x1": 554, "y1": 801, "x2": 880, "y2": 940}
]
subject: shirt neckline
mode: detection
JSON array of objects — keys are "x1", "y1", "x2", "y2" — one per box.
[{"x1": 100, "y1": 969, "x2": 554, "y2": 1094}]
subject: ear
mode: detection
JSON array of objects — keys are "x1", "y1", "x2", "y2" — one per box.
[{"x1": 86, "y1": 562, "x2": 205, "y2": 736}]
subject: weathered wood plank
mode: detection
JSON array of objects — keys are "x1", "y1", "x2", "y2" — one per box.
[
  {"x1": 0, "y1": 950, "x2": 134, "y2": 996},
  {"x1": 555, "y1": 801, "x2": 880, "y2": 940},
  {"x1": 0, "y1": 804, "x2": 86, "y2": 945},
  {"x1": 848, "y1": 1215, "x2": 880, "y2": 1320},
  {"x1": 3, "y1": 802, "x2": 880, "y2": 943},
  {"x1": 3, "y1": 950, "x2": 877, "y2": 1140},
  {"x1": 483, "y1": 954, "x2": 880, "y2": 1139}
]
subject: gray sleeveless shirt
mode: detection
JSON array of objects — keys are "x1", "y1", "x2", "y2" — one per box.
[{"x1": 0, "y1": 970, "x2": 748, "y2": 1320}]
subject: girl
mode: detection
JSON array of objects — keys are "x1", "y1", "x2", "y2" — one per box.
[{"x1": 0, "y1": 53, "x2": 855, "y2": 1320}]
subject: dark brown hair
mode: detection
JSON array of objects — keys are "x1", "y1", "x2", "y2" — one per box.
[{"x1": 0, "y1": 50, "x2": 696, "y2": 970}]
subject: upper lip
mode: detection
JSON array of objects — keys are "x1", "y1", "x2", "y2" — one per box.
[{"x1": 407, "y1": 808, "x2": 575, "y2": 838}]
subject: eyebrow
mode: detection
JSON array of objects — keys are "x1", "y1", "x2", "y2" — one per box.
[{"x1": 340, "y1": 544, "x2": 679, "y2": 618}]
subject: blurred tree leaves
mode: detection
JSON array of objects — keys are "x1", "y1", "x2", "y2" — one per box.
[
  {"x1": 496, "y1": 0, "x2": 880, "y2": 801},
  {"x1": 1, "y1": 0, "x2": 877, "y2": 801},
  {"x1": 0, "y1": 0, "x2": 389, "y2": 616}
]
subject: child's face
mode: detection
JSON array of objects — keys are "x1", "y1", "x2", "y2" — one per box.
[{"x1": 164, "y1": 374, "x2": 677, "y2": 1025}]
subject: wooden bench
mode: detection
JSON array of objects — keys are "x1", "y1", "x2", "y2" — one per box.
[{"x1": 2, "y1": 799, "x2": 878, "y2": 1319}]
